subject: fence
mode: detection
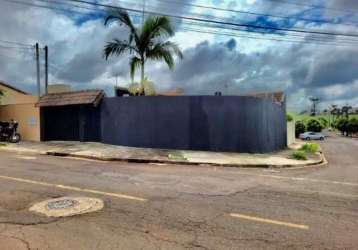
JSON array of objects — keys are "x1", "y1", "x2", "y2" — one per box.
[{"x1": 100, "y1": 96, "x2": 287, "y2": 153}]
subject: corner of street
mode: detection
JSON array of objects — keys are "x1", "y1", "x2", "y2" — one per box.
[{"x1": 0, "y1": 132, "x2": 357, "y2": 249}]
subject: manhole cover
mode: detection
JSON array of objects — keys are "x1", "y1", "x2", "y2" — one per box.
[
  {"x1": 47, "y1": 199, "x2": 79, "y2": 210},
  {"x1": 29, "y1": 197, "x2": 104, "y2": 217}
]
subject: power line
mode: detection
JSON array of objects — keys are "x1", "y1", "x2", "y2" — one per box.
[
  {"x1": 3, "y1": 0, "x2": 358, "y2": 47},
  {"x1": 34, "y1": 0, "x2": 358, "y2": 45},
  {"x1": 178, "y1": 19, "x2": 358, "y2": 45},
  {"x1": 0, "y1": 0, "x2": 90, "y2": 14},
  {"x1": 5, "y1": 0, "x2": 358, "y2": 39},
  {"x1": 264, "y1": 0, "x2": 358, "y2": 14},
  {"x1": 0, "y1": 39, "x2": 33, "y2": 47},
  {"x1": 62, "y1": 0, "x2": 358, "y2": 38},
  {"x1": 180, "y1": 27, "x2": 357, "y2": 47},
  {"x1": 0, "y1": 45, "x2": 32, "y2": 50},
  {"x1": 151, "y1": 0, "x2": 358, "y2": 26}
]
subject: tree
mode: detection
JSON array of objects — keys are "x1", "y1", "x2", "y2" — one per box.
[
  {"x1": 295, "y1": 120, "x2": 306, "y2": 138},
  {"x1": 306, "y1": 118, "x2": 324, "y2": 132},
  {"x1": 341, "y1": 106, "x2": 352, "y2": 119},
  {"x1": 103, "y1": 9, "x2": 183, "y2": 94},
  {"x1": 347, "y1": 117, "x2": 358, "y2": 136},
  {"x1": 318, "y1": 117, "x2": 328, "y2": 128},
  {"x1": 286, "y1": 114, "x2": 293, "y2": 122},
  {"x1": 335, "y1": 117, "x2": 349, "y2": 136}
]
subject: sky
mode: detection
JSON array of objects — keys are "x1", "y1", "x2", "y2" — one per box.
[{"x1": 0, "y1": 0, "x2": 358, "y2": 112}]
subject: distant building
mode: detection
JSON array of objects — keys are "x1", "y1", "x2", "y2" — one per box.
[
  {"x1": 0, "y1": 81, "x2": 40, "y2": 141},
  {"x1": 48, "y1": 84, "x2": 72, "y2": 94},
  {"x1": 114, "y1": 86, "x2": 132, "y2": 97},
  {"x1": 114, "y1": 86, "x2": 184, "y2": 97},
  {"x1": 0, "y1": 81, "x2": 36, "y2": 105}
]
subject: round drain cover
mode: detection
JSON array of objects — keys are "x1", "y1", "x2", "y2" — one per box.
[
  {"x1": 47, "y1": 199, "x2": 79, "y2": 210},
  {"x1": 29, "y1": 197, "x2": 104, "y2": 217}
]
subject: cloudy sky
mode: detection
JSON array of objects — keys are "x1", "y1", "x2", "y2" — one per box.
[{"x1": 0, "y1": 0, "x2": 358, "y2": 112}]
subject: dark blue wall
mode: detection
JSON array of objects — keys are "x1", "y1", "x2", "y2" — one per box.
[{"x1": 100, "y1": 96, "x2": 286, "y2": 153}]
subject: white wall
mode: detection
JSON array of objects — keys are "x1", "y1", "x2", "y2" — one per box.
[{"x1": 287, "y1": 121, "x2": 295, "y2": 146}]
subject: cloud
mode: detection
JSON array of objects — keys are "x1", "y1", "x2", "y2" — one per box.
[
  {"x1": 0, "y1": 0, "x2": 357, "y2": 113},
  {"x1": 308, "y1": 50, "x2": 358, "y2": 87}
]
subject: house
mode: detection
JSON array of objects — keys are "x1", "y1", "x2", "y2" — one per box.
[
  {"x1": 0, "y1": 81, "x2": 40, "y2": 141},
  {"x1": 37, "y1": 89, "x2": 104, "y2": 142},
  {"x1": 38, "y1": 89, "x2": 287, "y2": 153},
  {"x1": 0, "y1": 81, "x2": 37, "y2": 105}
]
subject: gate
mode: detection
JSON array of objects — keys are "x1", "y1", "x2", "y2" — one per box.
[{"x1": 42, "y1": 106, "x2": 80, "y2": 141}]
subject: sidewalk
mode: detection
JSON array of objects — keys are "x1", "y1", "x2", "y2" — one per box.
[{"x1": 0, "y1": 141, "x2": 324, "y2": 168}]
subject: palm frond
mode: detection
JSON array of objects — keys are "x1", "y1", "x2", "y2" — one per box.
[
  {"x1": 161, "y1": 41, "x2": 183, "y2": 59},
  {"x1": 146, "y1": 41, "x2": 183, "y2": 69},
  {"x1": 129, "y1": 56, "x2": 142, "y2": 81},
  {"x1": 103, "y1": 39, "x2": 133, "y2": 60},
  {"x1": 147, "y1": 46, "x2": 174, "y2": 69},
  {"x1": 138, "y1": 16, "x2": 174, "y2": 51},
  {"x1": 104, "y1": 9, "x2": 139, "y2": 44}
]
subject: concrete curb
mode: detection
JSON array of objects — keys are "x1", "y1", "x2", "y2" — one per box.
[
  {"x1": 1, "y1": 147, "x2": 326, "y2": 169},
  {"x1": 46, "y1": 151, "x2": 326, "y2": 169},
  {"x1": 283, "y1": 151, "x2": 328, "y2": 170}
]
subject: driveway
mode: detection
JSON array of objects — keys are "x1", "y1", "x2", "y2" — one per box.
[{"x1": 0, "y1": 133, "x2": 357, "y2": 249}]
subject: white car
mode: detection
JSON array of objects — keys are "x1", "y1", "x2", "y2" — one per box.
[{"x1": 299, "y1": 132, "x2": 325, "y2": 140}]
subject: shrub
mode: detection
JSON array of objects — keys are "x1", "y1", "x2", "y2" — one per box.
[
  {"x1": 295, "y1": 121, "x2": 306, "y2": 138},
  {"x1": 290, "y1": 150, "x2": 307, "y2": 160},
  {"x1": 336, "y1": 117, "x2": 349, "y2": 135},
  {"x1": 318, "y1": 117, "x2": 328, "y2": 128},
  {"x1": 300, "y1": 143, "x2": 319, "y2": 153},
  {"x1": 286, "y1": 114, "x2": 293, "y2": 122},
  {"x1": 347, "y1": 117, "x2": 358, "y2": 135},
  {"x1": 306, "y1": 118, "x2": 324, "y2": 132}
]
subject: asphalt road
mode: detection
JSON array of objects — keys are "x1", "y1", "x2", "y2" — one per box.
[{"x1": 0, "y1": 133, "x2": 357, "y2": 249}]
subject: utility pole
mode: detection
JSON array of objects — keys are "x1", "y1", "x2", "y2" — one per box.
[
  {"x1": 309, "y1": 97, "x2": 319, "y2": 116},
  {"x1": 35, "y1": 43, "x2": 41, "y2": 98},
  {"x1": 44, "y1": 45, "x2": 48, "y2": 95},
  {"x1": 142, "y1": 0, "x2": 145, "y2": 25}
]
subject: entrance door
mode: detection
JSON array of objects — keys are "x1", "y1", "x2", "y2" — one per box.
[{"x1": 43, "y1": 106, "x2": 80, "y2": 141}]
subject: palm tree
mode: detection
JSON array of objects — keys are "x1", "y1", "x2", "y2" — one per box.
[{"x1": 103, "y1": 9, "x2": 183, "y2": 93}]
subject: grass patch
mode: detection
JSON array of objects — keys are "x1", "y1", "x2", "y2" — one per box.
[
  {"x1": 168, "y1": 152, "x2": 187, "y2": 161},
  {"x1": 289, "y1": 113, "x2": 358, "y2": 123},
  {"x1": 290, "y1": 150, "x2": 307, "y2": 160},
  {"x1": 300, "y1": 143, "x2": 319, "y2": 153}
]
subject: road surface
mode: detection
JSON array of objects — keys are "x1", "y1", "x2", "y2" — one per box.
[{"x1": 0, "y1": 133, "x2": 357, "y2": 249}]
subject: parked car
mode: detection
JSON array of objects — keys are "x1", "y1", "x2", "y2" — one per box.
[{"x1": 299, "y1": 132, "x2": 325, "y2": 140}]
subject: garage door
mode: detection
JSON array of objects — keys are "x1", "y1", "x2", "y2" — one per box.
[{"x1": 43, "y1": 106, "x2": 80, "y2": 141}]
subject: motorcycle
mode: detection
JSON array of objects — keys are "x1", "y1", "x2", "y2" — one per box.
[{"x1": 0, "y1": 120, "x2": 21, "y2": 143}]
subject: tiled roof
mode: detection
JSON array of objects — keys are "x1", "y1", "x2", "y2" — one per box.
[
  {"x1": 37, "y1": 90, "x2": 105, "y2": 107},
  {"x1": 0, "y1": 81, "x2": 29, "y2": 95}
]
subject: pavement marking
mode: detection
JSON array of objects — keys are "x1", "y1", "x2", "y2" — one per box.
[
  {"x1": 230, "y1": 213, "x2": 309, "y2": 230},
  {"x1": 0, "y1": 175, "x2": 147, "y2": 202},
  {"x1": 234, "y1": 172, "x2": 358, "y2": 187}
]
